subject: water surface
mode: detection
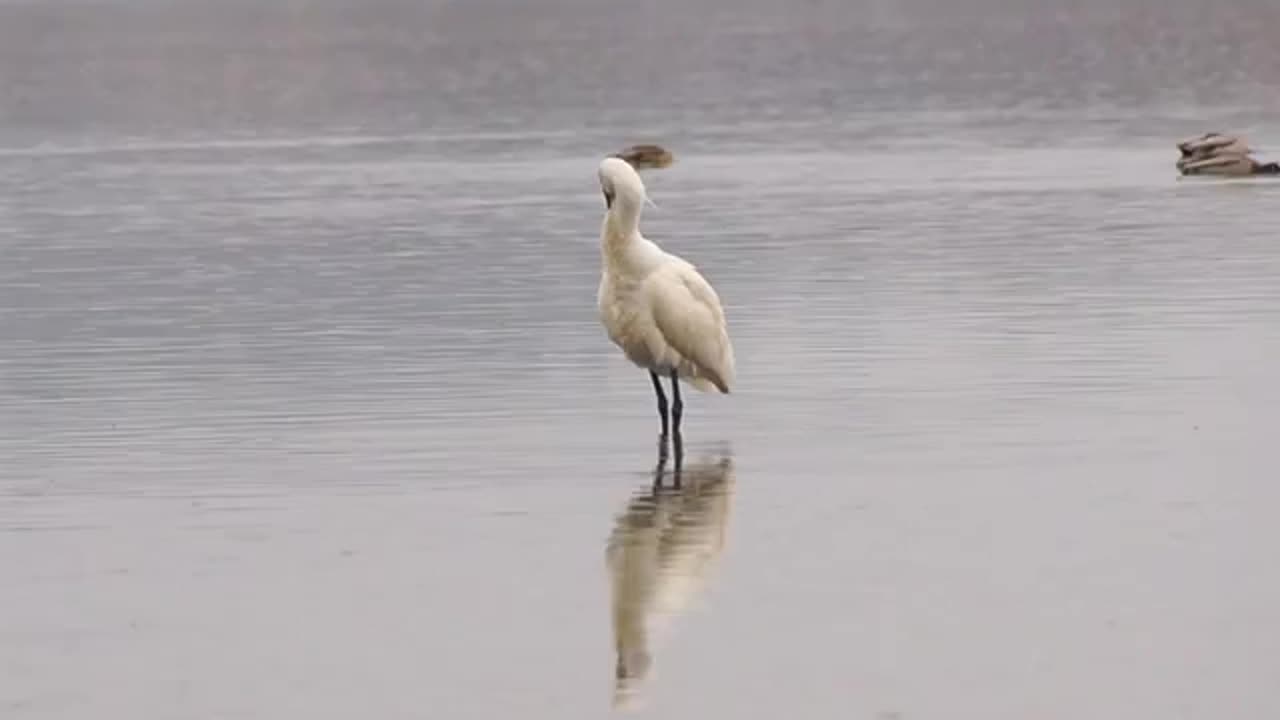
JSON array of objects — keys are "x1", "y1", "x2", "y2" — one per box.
[{"x1": 3, "y1": 1, "x2": 1280, "y2": 718}]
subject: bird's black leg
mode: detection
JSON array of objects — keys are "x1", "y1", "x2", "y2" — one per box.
[
  {"x1": 650, "y1": 371, "x2": 670, "y2": 444},
  {"x1": 669, "y1": 370, "x2": 684, "y2": 472},
  {"x1": 669, "y1": 371, "x2": 684, "y2": 435}
]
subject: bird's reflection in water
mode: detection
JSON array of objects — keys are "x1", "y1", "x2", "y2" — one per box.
[{"x1": 605, "y1": 449, "x2": 736, "y2": 710}]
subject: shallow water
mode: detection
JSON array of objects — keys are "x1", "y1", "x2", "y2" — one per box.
[{"x1": 3, "y1": 0, "x2": 1280, "y2": 718}]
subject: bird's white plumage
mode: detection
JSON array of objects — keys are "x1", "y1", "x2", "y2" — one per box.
[{"x1": 596, "y1": 157, "x2": 735, "y2": 393}]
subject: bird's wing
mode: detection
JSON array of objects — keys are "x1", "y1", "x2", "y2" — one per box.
[
  {"x1": 647, "y1": 262, "x2": 735, "y2": 393},
  {"x1": 1180, "y1": 154, "x2": 1251, "y2": 175},
  {"x1": 1182, "y1": 134, "x2": 1249, "y2": 157}
]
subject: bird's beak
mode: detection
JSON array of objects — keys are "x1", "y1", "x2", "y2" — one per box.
[{"x1": 603, "y1": 188, "x2": 614, "y2": 209}]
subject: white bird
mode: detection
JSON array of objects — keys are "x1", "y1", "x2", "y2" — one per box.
[{"x1": 595, "y1": 148, "x2": 735, "y2": 450}]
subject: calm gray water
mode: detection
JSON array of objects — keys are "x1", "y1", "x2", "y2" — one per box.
[{"x1": 3, "y1": 1, "x2": 1280, "y2": 717}]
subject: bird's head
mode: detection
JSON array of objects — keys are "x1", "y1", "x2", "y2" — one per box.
[
  {"x1": 598, "y1": 156, "x2": 649, "y2": 211},
  {"x1": 599, "y1": 144, "x2": 674, "y2": 211}
]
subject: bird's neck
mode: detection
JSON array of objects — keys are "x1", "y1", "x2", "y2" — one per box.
[
  {"x1": 607, "y1": 192, "x2": 643, "y2": 238},
  {"x1": 600, "y1": 197, "x2": 644, "y2": 264}
]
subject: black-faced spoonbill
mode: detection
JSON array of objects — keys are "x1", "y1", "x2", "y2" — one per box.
[{"x1": 595, "y1": 146, "x2": 735, "y2": 457}]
